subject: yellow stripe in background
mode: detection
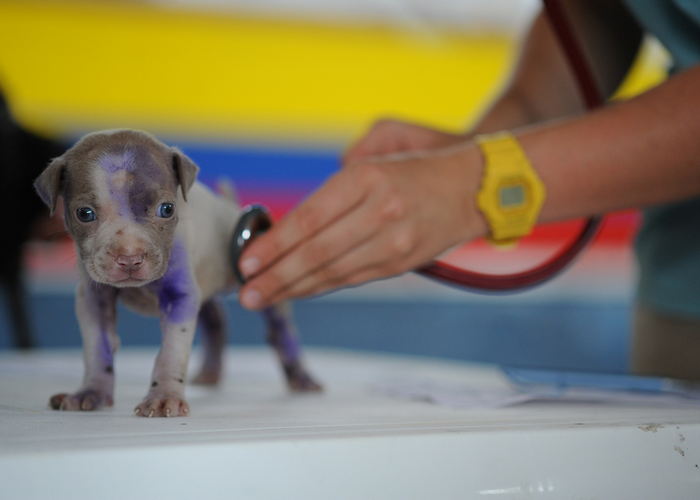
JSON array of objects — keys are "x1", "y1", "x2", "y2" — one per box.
[{"x1": 0, "y1": 1, "x2": 666, "y2": 145}]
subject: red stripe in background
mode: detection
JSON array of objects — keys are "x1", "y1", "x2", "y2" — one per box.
[
  {"x1": 524, "y1": 210, "x2": 640, "y2": 246},
  {"x1": 236, "y1": 188, "x2": 306, "y2": 221}
]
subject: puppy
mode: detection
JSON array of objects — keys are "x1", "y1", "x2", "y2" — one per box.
[{"x1": 34, "y1": 129, "x2": 321, "y2": 417}]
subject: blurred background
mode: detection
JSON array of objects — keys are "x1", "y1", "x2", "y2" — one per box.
[{"x1": 0, "y1": 0, "x2": 669, "y2": 372}]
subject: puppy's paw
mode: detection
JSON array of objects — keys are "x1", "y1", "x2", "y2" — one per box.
[
  {"x1": 285, "y1": 364, "x2": 323, "y2": 393},
  {"x1": 191, "y1": 368, "x2": 221, "y2": 386},
  {"x1": 49, "y1": 389, "x2": 114, "y2": 411},
  {"x1": 288, "y1": 374, "x2": 323, "y2": 393},
  {"x1": 134, "y1": 394, "x2": 190, "y2": 418}
]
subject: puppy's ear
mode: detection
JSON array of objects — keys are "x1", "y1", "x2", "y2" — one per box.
[
  {"x1": 171, "y1": 148, "x2": 199, "y2": 202},
  {"x1": 34, "y1": 156, "x2": 66, "y2": 215}
]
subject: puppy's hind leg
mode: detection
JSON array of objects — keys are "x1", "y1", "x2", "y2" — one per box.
[
  {"x1": 192, "y1": 297, "x2": 227, "y2": 386},
  {"x1": 263, "y1": 302, "x2": 322, "y2": 392}
]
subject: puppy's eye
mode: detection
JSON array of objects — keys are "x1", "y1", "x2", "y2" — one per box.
[
  {"x1": 157, "y1": 202, "x2": 175, "y2": 218},
  {"x1": 76, "y1": 207, "x2": 96, "y2": 222}
]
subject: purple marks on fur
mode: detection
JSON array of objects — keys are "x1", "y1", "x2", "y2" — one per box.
[
  {"x1": 100, "y1": 150, "x2": 137, "y2": 174},
  {"x1": 155, "y1": 239, "x2": 197, "y2": 324},
  {"x1": 100, "y1": 151, "x2": 137, "y2": 217},
  {"x1": 99, "y1": 147, "x2": 163, "y2": 219},
  {"x1": 86, "y1": 281, "x2": 117, "y2": 368},
  {"x1": 109, "y1": 183, "x2": 131, "y2": 219},
  {"x1": 263, "y1": 307, "x2": 300, "y2": 362},
  {"x1": 129, "y1": 185, "x2": 156, "y2": 220},
  {"x1": 97, "y1": 329, "x2": 113, "y2": 368}
]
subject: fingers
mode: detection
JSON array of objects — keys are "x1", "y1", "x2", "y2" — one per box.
[
  {"x1": 343, "y1": 118, "x2": 465, "y2": 166},
  {"x1": 342, "y1": 119, "x2": 397, "y2": 165},
  {"x1": 343, "y1": 119, "x2": 422, "y2": 165},
  {"x1": 239, "y1": 188, "x2": 390, "y2": 309},
  {"x1": 238, "y1": 168, "x2": 367, "y2": 281},
  {"x1": 240, "y1": 176, "x2": 435, "y2": 309},
  {"x1": 238, "y1": 143, "x2": 484, "y2": 310},
  {"x1": 265, "y1": 228, "x2": 419, "y2": 304}
]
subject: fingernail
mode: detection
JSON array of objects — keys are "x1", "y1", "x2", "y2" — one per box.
[
  {"x1": 241, "y1": 289, "x2": 261, "y2": 309},
  {"x1": 240, "y1": 257, "x2": 260, "y2": 277}
]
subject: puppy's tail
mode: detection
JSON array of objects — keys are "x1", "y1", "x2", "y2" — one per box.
[{"x1": 215, "y1": 178, "x2": 239, "y2": 205}]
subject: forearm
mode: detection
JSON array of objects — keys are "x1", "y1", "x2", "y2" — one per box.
[
  {"x1": 468, "y1": 12, "x2": 585, "y2": 136},
  {"x1": 514, "y1": 65, "x2": 700, "y2": 223},
  {"x1": 470, "y1": 3, "x2": 642, "y2": 136}
]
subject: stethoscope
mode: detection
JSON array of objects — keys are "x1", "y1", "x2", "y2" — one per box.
[{"x1": 231, "y1": 0, "x2": 604, "y2": 291}]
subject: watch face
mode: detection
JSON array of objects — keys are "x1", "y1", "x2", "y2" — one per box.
[{"x1": 499, "y1": 183, "x2": 526, "y2": 209}]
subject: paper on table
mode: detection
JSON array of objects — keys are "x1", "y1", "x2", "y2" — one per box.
[
  {"x1": 375, "y1": 379, "x2": 536, "y2": 409},
  {"x1": 374, "y1": 375, "x2": 700, "y2": 410}
]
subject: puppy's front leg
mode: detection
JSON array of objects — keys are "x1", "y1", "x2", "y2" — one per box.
[
  {"x1": 136, "y1": 247, "x2": 200, "y2": 417},
  {"x1": 50, "y1": 278, "x2": 118, "y2": 411},
  {"x1": 134, "y1": 315, "x2": 197, "y2": 417}
]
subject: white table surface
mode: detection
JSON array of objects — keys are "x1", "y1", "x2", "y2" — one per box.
[{"x1": 1, "y1": 347, "x2": 699, "y2": 499}]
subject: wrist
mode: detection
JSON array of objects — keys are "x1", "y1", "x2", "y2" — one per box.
[{"x1": 441, "y1": 143, "x2": 489, "y2": 242}]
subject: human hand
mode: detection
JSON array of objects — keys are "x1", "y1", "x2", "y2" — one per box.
[
  {"x1": 343, "y1": 118, "x2": 468, "y2": 165},
  {"x1": 237, "y1": 143, "x2": 486, "y2": 310}
]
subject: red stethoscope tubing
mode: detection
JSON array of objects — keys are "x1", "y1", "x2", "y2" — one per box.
[{"x1": 416, "y1": 0, "x2": 605, "y2": 292}]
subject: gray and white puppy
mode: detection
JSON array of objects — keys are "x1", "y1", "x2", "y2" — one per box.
[{"x1": 34, "y1": 129, "x2": 321, "y2": 417}]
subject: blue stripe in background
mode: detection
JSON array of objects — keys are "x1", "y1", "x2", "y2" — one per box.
[{"x1": 179, "y1": 142, "x2": 341, "y2": 190}]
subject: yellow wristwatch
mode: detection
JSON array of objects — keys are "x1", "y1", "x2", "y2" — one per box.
[{"x1": 475, "y1": 131, "x2": 546, "y2": 247}]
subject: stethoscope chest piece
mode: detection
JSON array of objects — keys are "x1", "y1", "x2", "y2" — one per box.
[{"x1": 229, "y1": 204, "x2": 273, "y2": 285}]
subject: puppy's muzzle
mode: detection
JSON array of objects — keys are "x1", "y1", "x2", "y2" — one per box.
[{"x1": 115, "y1": 253, "x2": 145, "y2": 273}]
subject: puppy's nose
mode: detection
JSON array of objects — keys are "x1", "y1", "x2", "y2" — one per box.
[{"x1": 116, "y1": 253, "x2": 145, "y2": 271}]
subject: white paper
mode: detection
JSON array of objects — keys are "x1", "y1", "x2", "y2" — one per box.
[{"x1": 375, "y1": 379, "x2": 700, "y2": 410}]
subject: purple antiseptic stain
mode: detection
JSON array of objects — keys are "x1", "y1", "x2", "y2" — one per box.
[
  {"x1": 155, "y1": 239, "x2": 198, "y2": 324},
  {"x1": 99, "y1": 147, "x2": 164, "y2": 219},
  {"x1": 100, "y1": 150, "x2": 137, "y2": 218},
  {"x1": 100, "y1": 150, "x2": 137, "y2": 174},
  {"x1": 263, "y1": 307, "x2": 301, "y2": 362},
  {"x1": 86, "y1": 281, "x2": 117, "y2": 368}
]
